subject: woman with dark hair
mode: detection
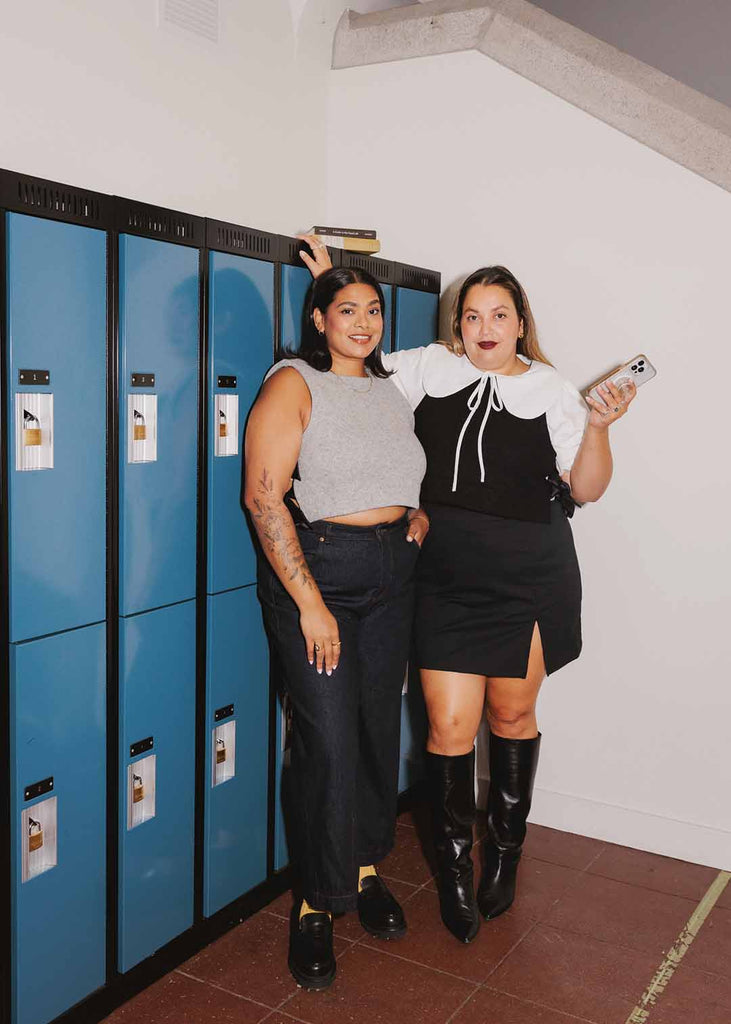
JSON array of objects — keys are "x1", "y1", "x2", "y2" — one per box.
[
  {"x1": 300, "y1": 244, "x2": 637, "y2": 945},
  {"x1": 245, "y1": 266, "x2": 427, "y2": 989}
]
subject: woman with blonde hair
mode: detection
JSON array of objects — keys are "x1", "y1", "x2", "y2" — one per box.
[{"x1": 301, "y1": 246, "x2": 636, "y2": 944}]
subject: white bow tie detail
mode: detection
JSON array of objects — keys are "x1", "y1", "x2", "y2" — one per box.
[{"x1": 451, "y1": 375, "x2": 504, "y2": 492}]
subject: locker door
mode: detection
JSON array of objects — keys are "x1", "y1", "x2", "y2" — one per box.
[
  {"x1": 118, "y1": 600, "x2": 196, "y2": 972},
  {"x1": 207, "y1": 251, "x2": 274, "y2": 595},
  {"x1": 380, "y1": 283, "x2": 393, "y2": 353},
  {"x1": 271, "y1": 259, "x2": 307, "y2": 870},
  {"x1": 118, "y1": 234, "x2": 199, "y2": 616},
  {"x1": 280, "y1": 263, "x2": 311, "y2": 353},
  {"x1": 394, "y1": 285, "x2": 439, "y2": 790},
  {"x1": 5, "y1": 213, "x2": 107, "y2": 642},
  {"x1": 204, "y1": 586, "x2": 268, "y2": 915},
  {"x1": 10, "y1": 624, "x2": 106, "y2": 1024},
  {"x1": 394, "y1": 286, "x2": 439, "y2": 352}
]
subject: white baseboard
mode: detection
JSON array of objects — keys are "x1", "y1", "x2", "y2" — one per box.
[{"x1": 477, "y1": 778, "x2": 731, "y2": 871}]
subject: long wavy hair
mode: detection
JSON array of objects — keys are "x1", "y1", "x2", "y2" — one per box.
[
  {"x1": 293, "y1": 266, "x2": 391, "y2": 378},
  {"x1": 446, "y1": 265, "x2": 552, "y2": 366}
]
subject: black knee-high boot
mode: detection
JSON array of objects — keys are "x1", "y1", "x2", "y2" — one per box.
[
  {"x1": 477, "y1": 732, "x2": 541, "y2": 921},
  {"x1": 426, "y1": 750, "x2": 480, "y2": 944}
]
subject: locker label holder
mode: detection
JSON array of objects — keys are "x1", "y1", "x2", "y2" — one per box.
[
  {"x1": 18, "y1": 369, "x2": 50, "y2": 386},
  {"x1": 214, "y1": 704, "x2": 234, "y2": 722},
  {"x1": 131, "y1": 372, "x2": 155, "y2": 387},
  {"x1": 24, "y1": 776, "x2": 54, "y2": 801},
  {"x1": 130, "y1": 736, "x2": 154, "y2": 758}
]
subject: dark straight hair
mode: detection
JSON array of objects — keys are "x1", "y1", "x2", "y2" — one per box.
[{"x1": 291, "y1": 266, "x2": 392, "y2": 378}]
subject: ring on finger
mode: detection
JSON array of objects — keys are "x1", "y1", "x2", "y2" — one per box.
[
  {"x1": 313, "y1": 642, "x2": 321, "y2": 651},
  {"x1": 331, "y1": 640, "x2": 341, "y2": 647}
]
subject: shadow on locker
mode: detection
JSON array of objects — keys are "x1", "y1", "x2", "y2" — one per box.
[
  {"x1": 204, "y1": 247, "x2": 274, "y2": 915},
  {"x1": 117, "y1": 233, "x2": 200, "y2": 971}
]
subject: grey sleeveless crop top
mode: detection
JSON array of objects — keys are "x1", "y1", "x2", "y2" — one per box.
[{"x1": 264, "y1": 359, "x2": 426, "y2": 522}]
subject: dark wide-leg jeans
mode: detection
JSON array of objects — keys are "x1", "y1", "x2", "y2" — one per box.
[{"x1": 257, "y1": 515, "x2": 418, "y2": 913}]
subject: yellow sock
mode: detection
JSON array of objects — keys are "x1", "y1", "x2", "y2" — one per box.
[
  {"x1": 300, "y1": 897, "x2": 331, "y2": 921},
  {"x1": 358, "y1": 865, "x2": 377, "y2": 891}
]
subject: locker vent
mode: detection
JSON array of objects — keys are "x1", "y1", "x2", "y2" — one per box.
[
  {"x1": 279, "y1": 236, "x2": 340, "y2": 268},
  {"x1": 283, "y1": 238, "x2": 303, "y2": 264},
  {"x1": 397, "y1": 265, "x2": 441, "y2": 293},
  {"x1": 2, "y1": 174, "x2": 105, "y2": 225},
  {"x1": 344, "y1": 253, "x2": 393, "y2": 284},
  {"x1": 161, "y1": 0, "x2": 218, "y2": 42},
  {"x1": 208, "y1": 221, "x2": 274, "y2": 259},
  {"x1": 117, "y1": 200, "x2": 204, "y2": 246}
]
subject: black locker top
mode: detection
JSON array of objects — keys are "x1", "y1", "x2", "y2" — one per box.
[
  {"x1": 277, "y1": 234, "x2": 342, "y2": 270},
  {"x1": 206, "y1": 219, "x2": 278, "y2": 262},
  {"x1": 392, "y1": 260, "x2": 441, "y2": 294},
  {"x1": 0, "y1": 169, "x2": 112, "y2": 228},
  {"x1": 114, "y1": 196, "x2": 205, "y2": 248},
  {"x1": 341, "y1": 251, "x2": 394, "y2": 285}
]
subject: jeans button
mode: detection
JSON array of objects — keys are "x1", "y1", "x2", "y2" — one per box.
[{"x1": 319, "y1": 536, "x2": 325, "y2": 542}]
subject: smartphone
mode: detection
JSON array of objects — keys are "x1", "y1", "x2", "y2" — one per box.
[{"x1": 584, "y1": 354, "x2": 657, "y2": 404}]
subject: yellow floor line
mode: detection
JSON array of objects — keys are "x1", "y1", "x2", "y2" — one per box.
[{"x1": 625, "y1": 869, "x2": 731, "y2": 1023}]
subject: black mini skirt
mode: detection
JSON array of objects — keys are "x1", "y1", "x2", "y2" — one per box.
[{"x1": 414, "y1": 501, "x2": 582, "y2": 678}]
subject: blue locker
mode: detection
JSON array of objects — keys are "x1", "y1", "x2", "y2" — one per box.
[
  {"x1": 273, "y1": 261, "x2": 310, "y2": 871},
  {"x1": 273, "y1": 691, "x2": 289, "y2": 872},
  {"x1": 5, "y1": 213, "x2": 107, "y2": 642},
  {"x1": 280, "y1": 263, "x2": 311, "y2": 353},
  {"x1": 10, "y1": 624, "x2": 106, "y2": 1024},
  {"x1": 203, "y1": 586, "x2": 269, "y2": 915},
  {"x1": 394, "y1": 286, "x2": 439, "y2": 352},
  {"x1": 394, "y1": 285, "x2": 439, "y2": 790},
  {"x1": 207, "y1": 251, "x2": 274, "y2": 594},
  {"x1": 118, "y1": 600, "x2": 196, "y2": 972},
  {"x1": 118, "y1": 235, "x2": 199, "y2": 616},
  {"x1": 380, "y1": 284, "x2": 393, "y2": 353}
]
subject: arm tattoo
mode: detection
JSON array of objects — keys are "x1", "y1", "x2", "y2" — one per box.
[{"x1": 251, "y1": 469, "x2": 315, "y2": 591}]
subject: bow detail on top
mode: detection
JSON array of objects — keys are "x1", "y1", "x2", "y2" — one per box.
[
  {"x1": 452, "y1": 375, "x2": 504, "y2": 492},
  {"x1": 546, "y1": 473, "x2": 582, "y2": 518}
]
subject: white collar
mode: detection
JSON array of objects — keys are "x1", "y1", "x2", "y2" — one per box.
[{"x1": 423, "y1": 345, "x2": 563, "y2": 419}]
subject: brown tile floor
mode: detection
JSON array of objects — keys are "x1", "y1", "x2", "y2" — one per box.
[{"x1": 102, "y1": 810, "x2": 729, "y2": 1024}]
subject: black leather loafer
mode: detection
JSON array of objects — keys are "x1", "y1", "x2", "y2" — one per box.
[
  {"x1": 288, "y1": 904, "x2": 336, "y2": 990},
  {"x1": 357, "y1": 874, "x2": 406, "y2": 939}
]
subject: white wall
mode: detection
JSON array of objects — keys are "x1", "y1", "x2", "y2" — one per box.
[
  {"x1": 0, "y1": 0, "x2": 333, "y2": 232},
  {"x1": 326, "y1": 51, "x2": 731, "y2": 868}
]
